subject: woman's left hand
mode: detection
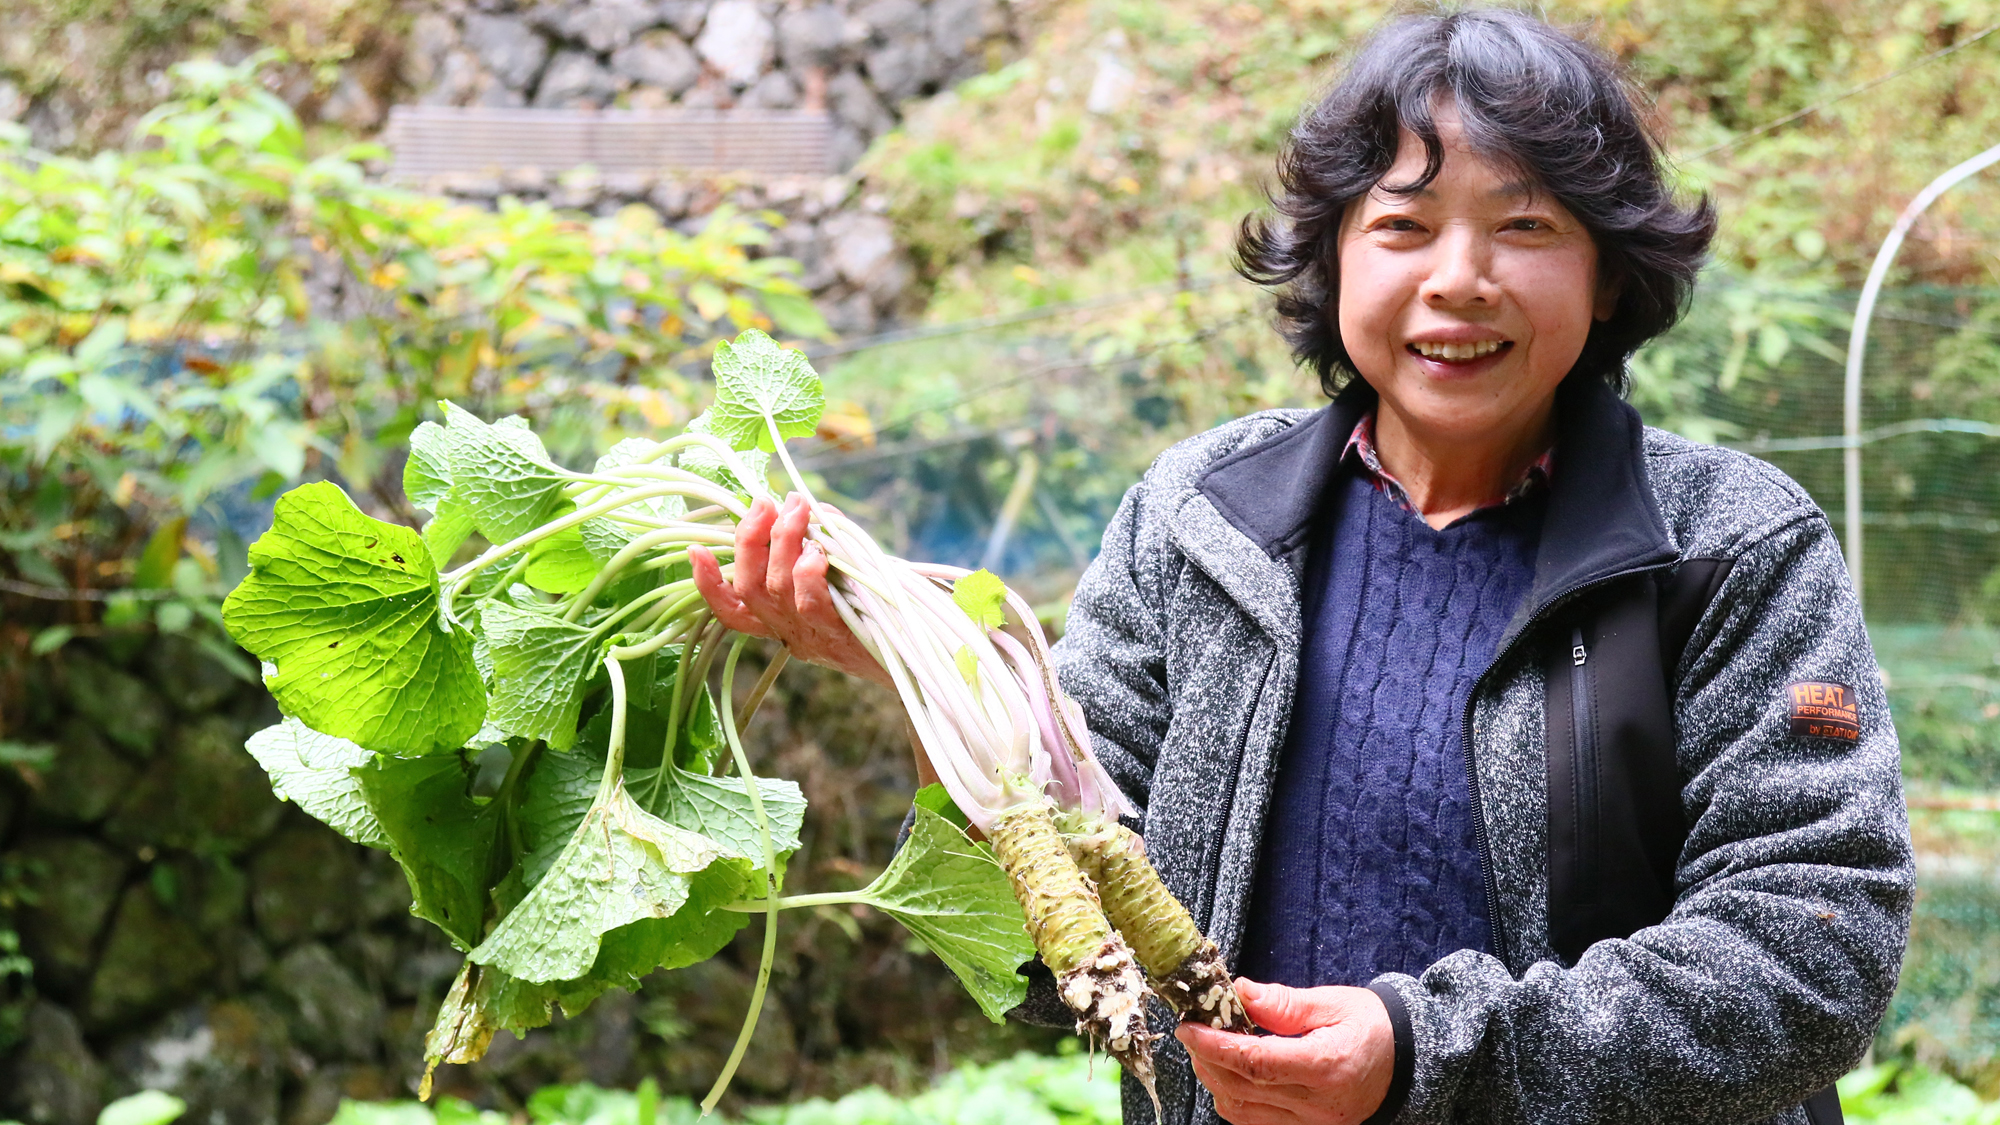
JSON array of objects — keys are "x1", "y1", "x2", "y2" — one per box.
[{"x1": 1176, "y1": 978, "x2": 1396, "y2": 1125}]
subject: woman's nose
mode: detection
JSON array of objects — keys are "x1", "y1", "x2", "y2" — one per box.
[{"x1": 1420, "y1": 228, "x2": 1499, "y2": 308}]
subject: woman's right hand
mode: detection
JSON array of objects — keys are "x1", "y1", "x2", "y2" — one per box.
[{"x1": 689, "y1": 494, "x2": 894, "y2": 690}]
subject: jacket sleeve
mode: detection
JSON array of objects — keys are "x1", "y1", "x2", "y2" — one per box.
[
  {"x1": 1051, "y1": 473, "x2": 1176, "y2": 820},
  {"x1": 1377, "y1": 511, "x2": 1915, "y2": 1125}
]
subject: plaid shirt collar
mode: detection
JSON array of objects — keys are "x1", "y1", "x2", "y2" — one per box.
[{"x1": 1343, "y1": 408, "x2": 1555, "y2": 516}]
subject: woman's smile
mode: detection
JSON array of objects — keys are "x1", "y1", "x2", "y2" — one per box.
[{"x1": 1405, "y1": 336, "x2": 1514, "y2": 376}]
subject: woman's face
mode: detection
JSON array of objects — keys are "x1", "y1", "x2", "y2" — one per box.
[{"x1": 1336, "y1": 111, "x2": 1614, "y2": 444}]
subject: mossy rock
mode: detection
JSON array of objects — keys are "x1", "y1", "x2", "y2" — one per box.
[
  {"x1": 269, "y1": 942, "x2": 385, "y2": 1062},
  {"x1": 103, "y1": 715, "x2": 283, "y2": 855},
  {"x1": 249, "y1": 823, "x2": 361, "y2": 947},
  {"x1": 10, "y1": 835, "x2": 132, "y2": 992},
  {"x1": 84, "y1": 882, "x2": 218, "y2": 1029},
  {"x1": 0, "y1": 1001, "x2": 107, "y2": 1125},
  {"x1": 100, "y1": 999, "x2": 287, "y2": 1125},
  {"x1": 38, "y1": 718, "x2": 139, "y2": 825},
  {"x1": 143, "y1": 633, "x2": 249, "y2": 717},
  {"x1": 57, "y1": 654, "x2": 169, "y2": 758}
]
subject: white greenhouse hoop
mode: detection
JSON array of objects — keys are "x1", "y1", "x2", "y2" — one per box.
[{"x1": 1843, "y1": 140, "x2": 2000, "y2": 610}]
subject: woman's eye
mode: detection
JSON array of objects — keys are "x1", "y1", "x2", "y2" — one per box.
[
  {"x1": 1382, "y1": 219, "x2": 1421, "y2": 232},
  {"x1": 1509, "y1": 218, "x2": 1546, "y2": 232}
]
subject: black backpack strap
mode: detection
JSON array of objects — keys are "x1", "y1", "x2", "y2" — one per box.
[
  {"x1": 1804, "y1": 1083, "x2": 1846, "y2": 1124},
  {"x1": 1543, "y1": 558, "x2": 1732, "y2": 965},
  {"x1": 1657, "y1": 558, "x2": 1733, "y2": 677}
]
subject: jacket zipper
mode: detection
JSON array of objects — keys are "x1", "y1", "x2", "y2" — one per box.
[
  {"x1": 1570, "y1": 625, "x2": 1598, "y2": 894},
  {"x1": 1458, "y1": 561, "x2": 1675, "y2": 967}
]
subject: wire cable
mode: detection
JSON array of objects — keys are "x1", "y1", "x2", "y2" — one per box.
[{"x1": 1682, "y1": 22, "x2": 2000, "y2": 162}]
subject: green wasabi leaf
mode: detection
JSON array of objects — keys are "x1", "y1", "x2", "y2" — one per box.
[
  {"x1": 913, "y1": 781, "x2": 974, "y2": 831},
  {"x1": 356, "y1": 752, "x2": 502, "y2": 950},
  {"x1": 404, "y1": 419, "x2": 454, "y2": 512},
  {"x1": 955, "y1": 645, "x2": 979, "y2": 686},
  {"x1": 222, "y1": 482, "x2": 485, "y2": 755},
  {"x1": 628, "y1": 762, "x2": 806, "y2": 865},
  {"x1": 586, "y1": 860, "x2": 756, "y2": 987},
  {"x1": 574, "y1": 657, "x2": 722, "y2": 771},
  {"x1": 679, "y1": 412, "x2": 771, "y2": 495},
  {"x1": 442, "y1": 403, "x2": 573, "y2": 544},
  {"x1": 244, "y1": 717, "x2": 388, "y2": 848},
  {"x1": 511, "y1": 747, "x2": 601, "y2": 891},
  {"x1": 480, "y1": 600, "x2": 603, "y2": 750},
  {"x1": 852, "y1": 786, "x2": 1033, "y2": 1021},
  {"x1": 423, "y1": 861, "x2": 754, "y2": 1074},
  {"x1": 952, "y1": 569, "x2": 1007, "y2": 630},
  {"x1": 469, "y1": 780, "x2": 725, "y2": 983},
  {"x1": 421, "y1": 499, "x2": 477, "y2": 568},
  {"x1": 524, "y1": 525, "x2": 599, "y2": 594},
  {"x1": 705, "y1": 329, "x2": 825, "y2": 452}
]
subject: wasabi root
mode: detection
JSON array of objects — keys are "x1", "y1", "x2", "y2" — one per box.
[
  {"x1": 1061, "y1": 812, "x2": 1253, "y2": 1033},
  {"x1": 989, "y1": 802, "x2": 1159, "y2": 1108}
]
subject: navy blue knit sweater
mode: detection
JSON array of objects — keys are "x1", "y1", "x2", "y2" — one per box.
[{"x1": 1239, "y1": 469, "x2": 1543, "y2": 988}]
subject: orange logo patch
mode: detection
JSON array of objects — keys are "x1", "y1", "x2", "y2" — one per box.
[{"x1": 1787, "y1": 681, "x2": 1860, "y2": 741}]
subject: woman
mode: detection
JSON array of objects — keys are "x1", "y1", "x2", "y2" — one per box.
[{"x1": 691, "y1": 9, "x2": 1914, "y2": 1124}]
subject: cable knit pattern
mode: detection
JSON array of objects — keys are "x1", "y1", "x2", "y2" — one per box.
[{"x1": 1242, "y1": 471, "x2": 1538, "y2": 988}]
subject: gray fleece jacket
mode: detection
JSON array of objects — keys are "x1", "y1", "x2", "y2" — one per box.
[{"x1": 1049, "y1": 377, "x2": 1915, "y2": 1125}]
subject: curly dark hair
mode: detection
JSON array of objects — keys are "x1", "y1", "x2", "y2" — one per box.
[{"x1": 1236, "y1": 6, "x2": 1717, "y2": 395}]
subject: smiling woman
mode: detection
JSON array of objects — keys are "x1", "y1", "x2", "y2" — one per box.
[
  {"x1": 702, "y1": 9, "x2": 1914, "y2": 1125},
  {"x1": 1330, "y1": 116, "x2": 1612, "y2": 527}
]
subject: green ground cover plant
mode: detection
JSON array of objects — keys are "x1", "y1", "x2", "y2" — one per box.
[{"x1": 326, "y1": 1049, "x2": 1122, "y2": 1125}]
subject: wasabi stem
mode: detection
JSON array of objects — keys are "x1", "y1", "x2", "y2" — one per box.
[{"x1": 699, "y1": 637, "x2": 781, "y2": 1116}]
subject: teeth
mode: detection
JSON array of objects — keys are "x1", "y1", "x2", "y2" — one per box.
[{"x1": 1413, "y1": 339, "x2": 1505, "y2": 360}]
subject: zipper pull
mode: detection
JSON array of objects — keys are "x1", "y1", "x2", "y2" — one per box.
[{"x1": 1571, "y1": 625, "x2": 1587, "y2": 667}]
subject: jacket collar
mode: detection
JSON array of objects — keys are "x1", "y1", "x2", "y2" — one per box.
[{"x1": 1194, "y1": 375, "x2": 1677, "y2": 620}]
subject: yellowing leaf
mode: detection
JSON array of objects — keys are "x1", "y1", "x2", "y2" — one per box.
[{"x1": 951, "y1": 569, "x2": 1007, "y2": 631}]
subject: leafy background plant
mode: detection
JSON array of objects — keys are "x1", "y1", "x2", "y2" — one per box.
[{"x1": 0, "y1": 54, "x2": 823, "y2": 666}]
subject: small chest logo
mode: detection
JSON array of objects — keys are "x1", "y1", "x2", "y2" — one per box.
[{"x1": 1788, "y1": 681, "x2": 1860, "y2": 741}]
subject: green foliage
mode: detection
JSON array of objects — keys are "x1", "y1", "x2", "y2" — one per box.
[
  {"x1": 0, "y1": 54, "x2": 825, "y2": 658},
  {"x1": 1841, "y1": 1061, "x2": 2000, "y2": 1123},
  {"x1": 834, "y1": 786, "x2": 1036, "y2": 1022},
  {"x1": 324, "y1": 1049, "x2": 1120, "y2": 1125},
  {"x1": 223, "y1": 337, "x2": 1028, "y2": 1095},
  {"x1": 1879, "y1": 863, "x2": 2000, "y2": 1096},
  {"x1": 96, "y1": 1093, "x2": 188, "y2": 1125}
]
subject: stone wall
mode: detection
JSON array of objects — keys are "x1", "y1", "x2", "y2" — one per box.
[
  {"x1": 389, "y1": 0, "x2": 1014, "y2": 334},
  {"x1": 2, "y1": 0, "x2": 1018, "y2": 158},
  {"x1": 0, "y1": 638, "x2": 1055, "y2": 1125},
  {"x1": 398, "y1": 0, "x2": 1016, "y2": 173}
]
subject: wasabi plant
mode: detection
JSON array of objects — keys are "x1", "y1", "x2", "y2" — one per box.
[{"x1": 220, "y1": 330, "x2": 1243, "y2": 1110}]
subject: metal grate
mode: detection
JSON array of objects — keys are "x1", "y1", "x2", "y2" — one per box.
[{"x1": 381, "y1": 105, "x2": 837, "y2": 178}]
